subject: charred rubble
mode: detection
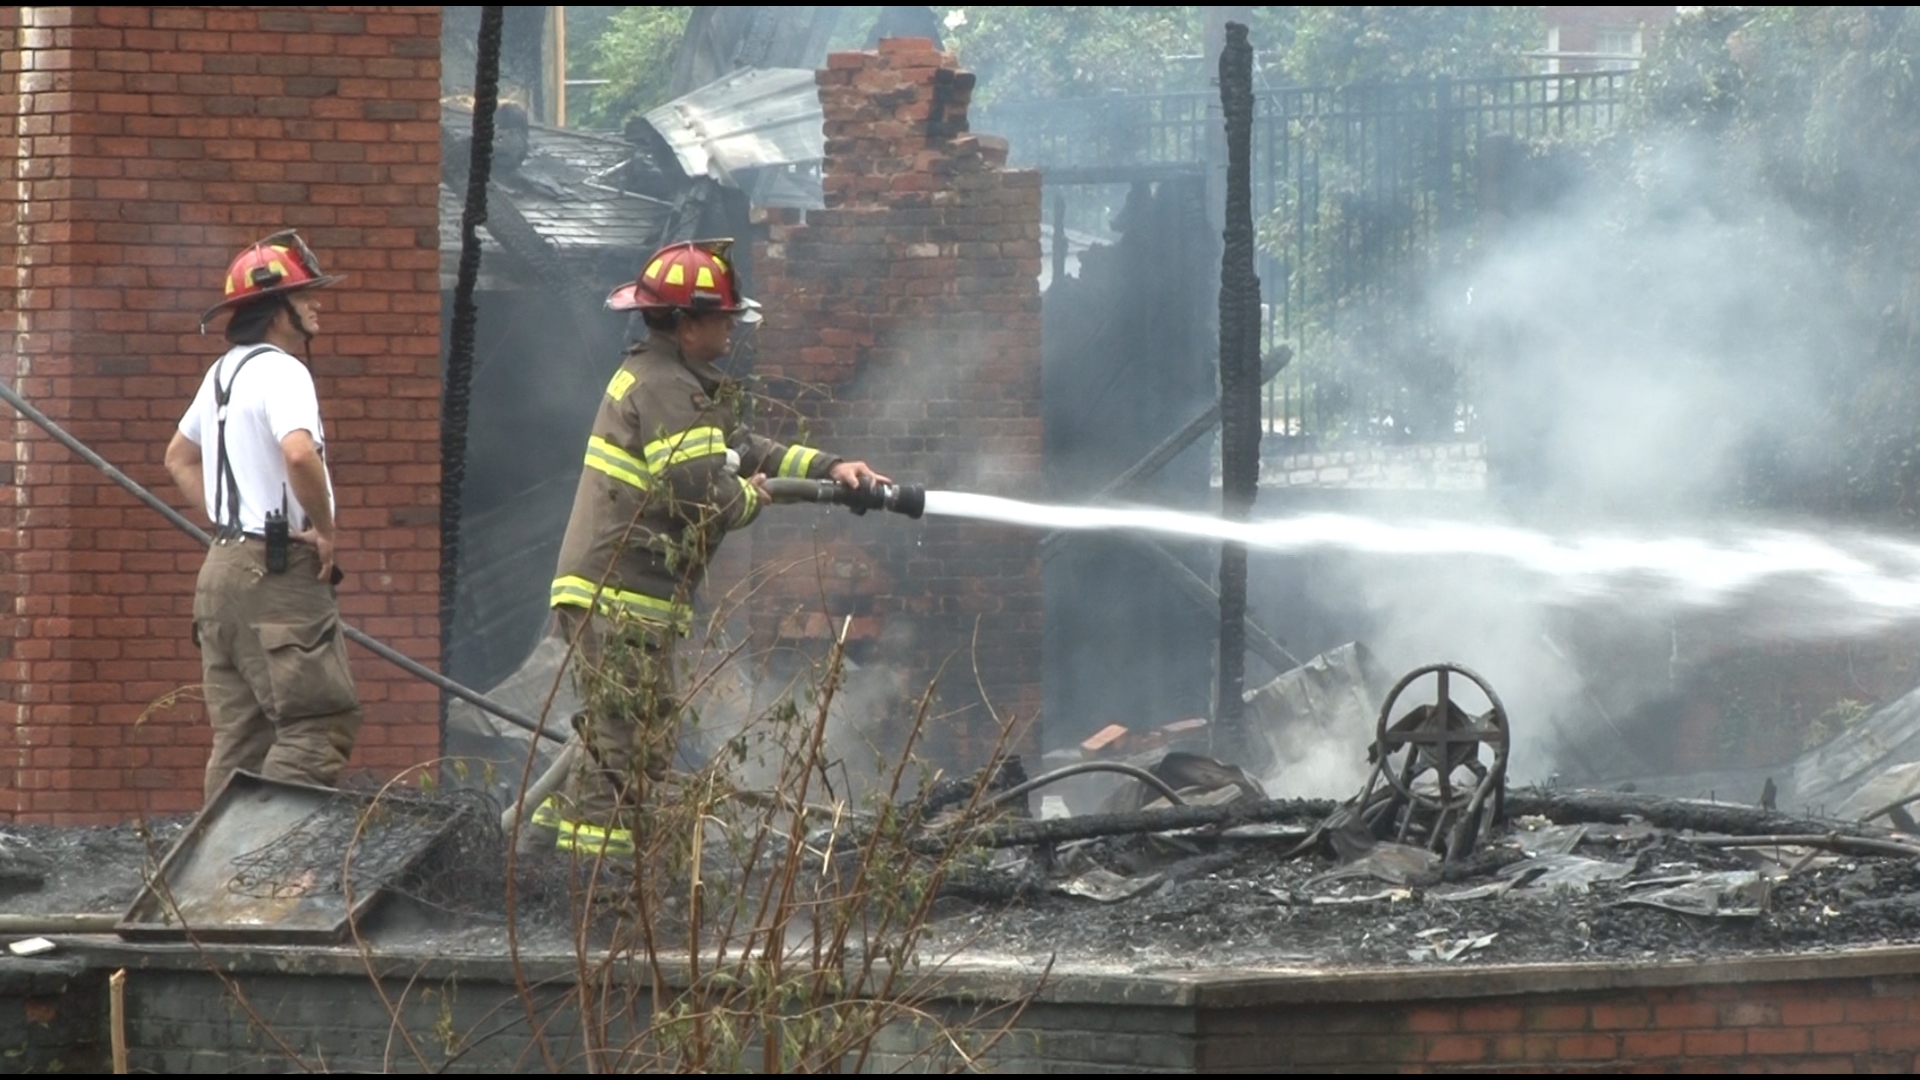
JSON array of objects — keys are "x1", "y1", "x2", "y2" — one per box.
[
  {"x1": 911, "y1": 649, "x2": 1920, "y2": 969},
  {"x1": 14, "y1": 645, "x2": 1920, "y2": 971}
]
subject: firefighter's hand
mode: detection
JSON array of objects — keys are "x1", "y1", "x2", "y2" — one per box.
[
  {"x1": 749, "y1": 472, "x2": 770, "y2": 501},
  {"x1": 296, "y1": 528, "x2": 337, "y2": 583},
  {"x1": 829, "y1": 460, "x2": 891, "y2": 488}
]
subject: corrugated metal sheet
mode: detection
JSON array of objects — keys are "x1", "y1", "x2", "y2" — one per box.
[{"x1": 643, "y1": 67, "x2": 825, "y2": 188}]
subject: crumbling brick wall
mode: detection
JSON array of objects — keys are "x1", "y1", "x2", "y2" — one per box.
[
  {"x1": 0, "y1": 7, "x2": 443, "y2": 823},
  {"x1": 750, "y1": 40, "x2": 1043, "y2": 764}
]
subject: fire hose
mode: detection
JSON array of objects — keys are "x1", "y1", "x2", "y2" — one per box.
[
  {"x1": 505, "y1": 476, "x2": 928, "y2": 833},
  {"x1": 760, "y1": 476, "x2": 926, "y2": 519},
  {"x1": 0, "y1": 376, "x2": 565, "y2": 743},
  {"x1": 0, "y1": 373, "x2": 936, "y2": 823},
  {"x1": 0, "y1": 382, "x2": 935, "y2": 740}
]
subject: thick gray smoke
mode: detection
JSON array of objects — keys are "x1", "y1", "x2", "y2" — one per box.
[
  {"x1": 1255, "y1": 130, "x2": 1874, "y2": 790},
  {"x1": 1453, "y1": 133, "x2": 1843, "y2": 522}
]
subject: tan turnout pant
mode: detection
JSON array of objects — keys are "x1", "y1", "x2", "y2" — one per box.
[
  {"x1": 193, "y1": 538, "x2": 363, "y2": 803},
  {"x1": 536, "y1": 605, "x2": 679, "y2": 856}
]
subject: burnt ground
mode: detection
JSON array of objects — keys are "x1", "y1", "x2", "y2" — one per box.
[
  {"x1": 10, "y1": 809, "x2": 1920, "y2": 972},
  {"x1": 1, "y1": 818, "x2": 190, "y2": 918},
  {"x1": 921, "y1": 826, "x2": 1920, "y2": 971}
]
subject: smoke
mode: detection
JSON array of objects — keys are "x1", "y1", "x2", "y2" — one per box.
[
  {"x1": 1247, "y1": 127, "x2": 1882, "y2": 788},
  {"x1": 1451, "y1": 133, "x2": 1849, "y2": 521}
]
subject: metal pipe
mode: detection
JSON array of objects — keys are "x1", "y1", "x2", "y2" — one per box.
[
  {"x1": 0, "y1": 913, "x2": 120, "y2": 935},
  {"x1": 985, "y1": 761, "x2": 1188, "y2": 810},
  {"x1": 503, "y1": 738, "x2": 580, "y2": 838},
  {"x1": 0, "y1": 376, "x2": 564, "y2": 743}
]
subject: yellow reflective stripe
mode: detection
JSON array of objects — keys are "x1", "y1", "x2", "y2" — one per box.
[
  {"x1": 585, "y1": 436, "x2": 652, "y2": 491},
  {"x1": 607, "y1": 369, "x2": 637, "y2": 402},
  {"x1": 554, "y1": 817, "x2": 635, "y2": 856},
  {"x1": 550, "y1": 575, "x2": 691, "y2": 632},
  {"x1": 532, "y1": 796, "x2": 564, "y2": 828},
  {"x1": 642, "y1": 426, "x2": 727, "y2": 470},
  {"x1": 735, "y1": 475, "x2": 761, "y2": 526},
  {"x1": 778, "y1": 445, "x2": 821, "y2": 479}
]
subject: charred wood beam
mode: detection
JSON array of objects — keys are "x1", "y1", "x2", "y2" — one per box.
[
  {"x1": 444, "y1": 6, "x2": 504, "y2": 737},
  {"x1": 1214, "y1": 21, "x2": 1262, "y2": 756},
  {"x1": 1039, "y1": 344, "x2": 1290, "y2": 559},
  {"x1": 479, "y1": 181, "x2": 608, "y2": 333},
  {"x1": 1134, "y1": 536, "x2": 1300, "y2": 673},
  {"x1": 922, "y1": 788, "x2": 1916, "y2": 855},
  {"x1": 1504, "y1": 789, "x2": 1903, "y2": 843}
]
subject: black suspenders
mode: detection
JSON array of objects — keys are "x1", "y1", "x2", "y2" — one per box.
[{"x1": 210, "y1": 346, "x2": 276, "y2": 537}]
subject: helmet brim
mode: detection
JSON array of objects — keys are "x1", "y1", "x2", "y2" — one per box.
[
  {"x1": 198, "y1": 274, "x2": 345, "y2": 329},
  {"x1": 607, "y1": 283, "x2": 763, "y2": 324}
]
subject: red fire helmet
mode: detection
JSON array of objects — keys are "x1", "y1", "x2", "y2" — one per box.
[
  {"x1": 607, "y1": 239, "x2": 761, "y2": 323},
  {"x1": 199, "y1": 230, "x2": 344, "y2": 329}
]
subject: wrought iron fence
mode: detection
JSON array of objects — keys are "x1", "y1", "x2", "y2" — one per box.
[{"x1": 985, "y1": 72, "x2": 1633, "y2": 448}]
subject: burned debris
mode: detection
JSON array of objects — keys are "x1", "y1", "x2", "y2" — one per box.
[{"x1": 910, "y1": 646, "x2": 1920, "y2": 969}]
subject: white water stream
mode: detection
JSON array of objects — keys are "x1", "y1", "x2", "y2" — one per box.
[{"x1": 922, "y1": 490, "x2": 1920, "y2": 631}]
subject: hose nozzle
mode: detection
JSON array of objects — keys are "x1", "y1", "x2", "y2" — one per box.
[{"x1": 762, "y1": 477, "x2": 926, "y2": 520}]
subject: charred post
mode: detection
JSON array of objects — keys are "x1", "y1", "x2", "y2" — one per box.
[
  {"x1": 1214, "y1": 22, "x2": 1262, "y2": 756},
  {"x1": 442, "y1": 6, "x2": 505, "y2": 740}
]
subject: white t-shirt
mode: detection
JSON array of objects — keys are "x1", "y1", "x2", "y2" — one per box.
[{"x1": 177, "y1": 344, "x2": 335, "y2": 534}]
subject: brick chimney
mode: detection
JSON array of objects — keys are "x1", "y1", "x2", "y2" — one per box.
[{"x1": 748, "y1": 39, "x2": 1044, "y2": 764}]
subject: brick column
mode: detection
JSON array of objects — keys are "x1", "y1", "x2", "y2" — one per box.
[
  {"x1": 751, "y1": 40, "x2": 1044, "y2": 765},
  {"x1": 1, "y1": 7, "x2": 443, "y2": 823}
]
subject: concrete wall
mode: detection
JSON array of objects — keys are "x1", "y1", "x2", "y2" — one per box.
[
  {"x1": 16, "y1": 940, "x2": 1920, "y2": 1073},
  {"x1": 1252, "y1": 441, "x2": 1487, "y2": 492},
  {"x1": 0, "y1": 956, "x2": 105, "y2": 1073},
  {"x1": 0, "y1": 6, "x2": 444, "y2": 823}
]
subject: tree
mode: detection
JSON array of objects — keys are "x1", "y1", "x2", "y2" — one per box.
[
  {"x1": 1631, "y1": 6, "x2": 1920, "y2": 520},
  {"x1": 568, "y1": 6, "x2": 692, "y2": 132},
  {"x1": 937, "y1": 6, "x2": 1206, "y2": 106},
  {"x1": 1253, "y1": 6, "x2": 1540, "y2": 86},
  {"x1": 937, "y1": 6, "x2": 1541, "y2": 105}
]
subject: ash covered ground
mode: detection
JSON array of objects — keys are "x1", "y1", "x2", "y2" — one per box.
[
  {"x1": 14, "y1": 804, "x2": 1920, "y2": 973},
  {"x1": 1, "y1": 818, "x2": 190, "y2": 918},
  {"x1": 921, "y1": 823, "x2": 1920, "y2": 971}
]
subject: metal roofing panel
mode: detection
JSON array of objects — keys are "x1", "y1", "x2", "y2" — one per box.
[{"x1": 643, "y1": 67, "x2": 825, "y2": 180}]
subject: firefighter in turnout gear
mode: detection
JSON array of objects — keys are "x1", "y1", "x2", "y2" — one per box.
[
  {"x1": 535, "y1": 239, "x2": 889, "y2": 857},
  {"x1": 165, "y1": 231, "x2": 362, "y2": 804}
]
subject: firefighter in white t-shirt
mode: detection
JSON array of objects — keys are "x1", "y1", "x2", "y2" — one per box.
[{"x1": 164, "y1": 231, "x2": 362, "y2": 804}]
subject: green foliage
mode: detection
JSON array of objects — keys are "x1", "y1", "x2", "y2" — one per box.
[
  {"x1": 939, "y1": 6, "x2": 1205, "y2": 105},
  {"x1": 1253, "y1": 6, "x2": 1541, "y2": 86},
  {"x1": 569, "y1": 6, "x2": 692, "y2": 131},
  {"x1": 1633, "y1": 7, "x2": 1920, "y2": 520},
  {"x1": 939, "y1": 6, "x2": 1540, "y2": 105}
]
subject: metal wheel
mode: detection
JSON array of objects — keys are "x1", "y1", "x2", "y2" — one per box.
[{"x1": 1374, "y1": 662, "x2": 1511, "y2": 812}]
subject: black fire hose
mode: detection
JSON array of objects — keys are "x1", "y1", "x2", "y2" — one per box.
[
  {"x1": 0, "y1": 377, "x2": 564, "y2": 743},
  {"x1": 762, "y1": 477, "x2": 926, "y2": 519}
]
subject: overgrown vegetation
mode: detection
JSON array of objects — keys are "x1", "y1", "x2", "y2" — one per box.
[
  {"x1": 149, "y1": 565, "x2": 1040, "y2": 1070},
  {"x1": 1630, "y1": 6, "x2": 1920, "y2": 521},
  {"x1": 538, "y1": 604, "x2": 1034, "y2": 1071},
  {"x1": 566, "y1": 6, "x2": 691, "y2": 131},
  {"x1": 937, "y1": 6, "x2": 1539, "y2": 106}
]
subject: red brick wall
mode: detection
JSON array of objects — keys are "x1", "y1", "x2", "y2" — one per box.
[
  {"x1": 1543, "y1": 6, "x2": 1677, "y2": 69},
  {"x1": 1201, "y1": 970, "x2": 1920, "y2": 1071},
  {"x1": 750, "y1": 40, "x2": 1044, "y2": 764},
  {"x1": 1, "y1": 7, "x2": 443, "y2": 824}
]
